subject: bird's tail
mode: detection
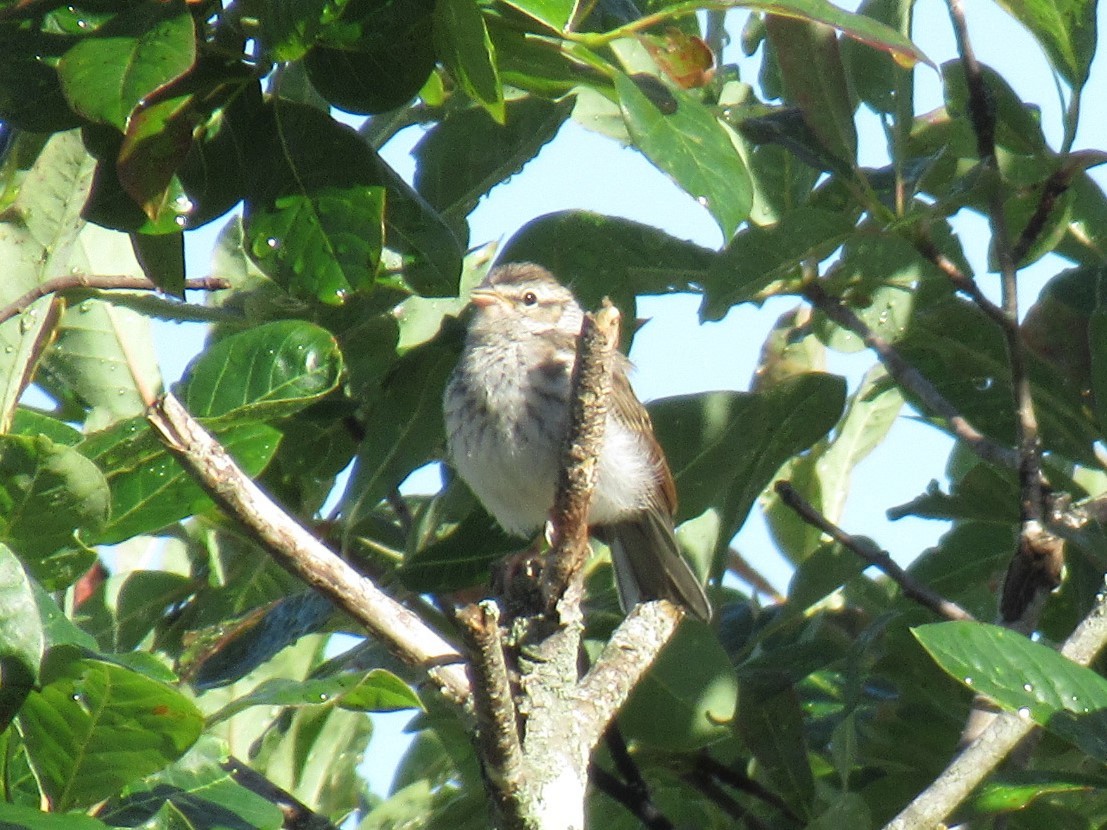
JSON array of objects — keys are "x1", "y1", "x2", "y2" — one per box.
[{"x1": 598, "y1": 511, "x2": 712, "y2": 622}]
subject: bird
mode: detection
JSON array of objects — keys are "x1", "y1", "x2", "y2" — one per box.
[{"x1": 443, "y1": 262, "x2": 712, "y2": 621}]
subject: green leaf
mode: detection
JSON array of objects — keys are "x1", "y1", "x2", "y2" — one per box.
[
  {"x1": 39, "y1": 230, "x2": 163, "y2": 430},
  {"x1": 244, "y1": 101, "x2": 459, "y2": 299},
  {"x1": 433, "y1": 0, "x2": 504, "y2": 122},
  {"x1": 651, "y1": 372, "x2": 847, "y2": 554},
  {"x1": 733, "y1": 0, "x2": 931, "y2": 68},
  {"x1": 251, "y1": 696, "x2": 372, "y2": 816},
  {"x1": 57, "y1": 5, "x2": 196, "y2": 129},
  {"x1": 617, "y1": 621, "x2": 737, "y2": 750},
  {"x1": 972, "y1": 771, "x2": 1102, "y2": 815},
  {"x1": 0, "y1": 435, "x2": 109, "y2": 586},
  {"x1": 992, "y1": 0, "x2": 1097, "y2": 89},
  {"x1": 498, "y1": 0, "x2": 577, "y2": 31},
  {"x1": 80, "y1": 419, "x2": 281, "y2": 545},
  {"x1": 0, "y1": 805, "x2": 112, "y2": 830},
  {"x1": 765, "y1": 15, "x2": 857, "y2": 164},
  {"x1": 181, "y1": 321, "x2": 344, "y2": 422},
  {"x1": 18, "y1": 646, "x2": 204, "y2": 811},
  {"x1": 414, "y1": 97, "x2": 572, "y2": 224},
  {"x1": 102, "y1": 736, "x2": 284, "y2": 830},
  {"x1": 897, "y1": 295, "x2": 1101, "y2": 465},
  {"x1": 248, "y1": 186, "x2": 386, "y2": 304},
  {"x1": 700, "y1": 207, "x2": 856, "y2": 320},
  {"x1": 498, "y1": 209, "x2": 715, "y2": 316},
  {"x1": 0, "y1": 132, "x2": 96, "y2": 432},
  {"x1": 614, "y1": 72, "x2": 751, "y2": 240},
  {"x1": 10, "y1": 409, "x2": 83, "y2": 446},
  {"x1": 914, "y1": 621, "x2": 1107, "y2": 761},
  {"x1": 210, "y1": 670, "x2": 421, "y2": 724},
  {"x1": 0, "y1": 544, "x2": 44, "y2": 729}
]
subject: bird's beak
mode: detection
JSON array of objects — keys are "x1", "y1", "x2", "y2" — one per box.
[{"x1": 469, "y1": 287, "x2": 501, "y2": 308}]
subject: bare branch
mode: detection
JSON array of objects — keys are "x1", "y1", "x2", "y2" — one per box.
[
  {"x1": 801, "y1": 280, "x2": 1017, "y2": 470},
  {"x1": 146, "y1": 393, "x2": 470, "y2": 704},
  {"x1": 541, "y1": 299, "x2": 620, "y2": 615},
  {"x1": 774, "y1": 481, "x2": 975, "y2": 622},
  {"x1": 0, "y1": 274, "x2": 230, "y2": 327},
  {"x1": 456, "y1": 602, "x2": 526, "y2": 826},
  {"x1": 883, "y1": 585, "x2": 1107, "y2": 830}
]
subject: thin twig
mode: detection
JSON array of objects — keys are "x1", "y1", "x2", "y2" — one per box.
[
  {"x1": 146, "y1": 393, "x2": 470, "y2": 703},
  {"x1": 590, "y1": 766, "x2": 674, "y2": 830},
  {"x1": 883, "y1": 585, "x2": 1107, "y2": 829},
  {"x1": 774, "y1": 481, "x2": 975, "y2": 622},
  {"x1": 693, "y1": 753, "x2": 802, "y2": 824},
  {"x1": 947, "y1": 0, "x2": 1053, "y2": 629},
  {"x1": 0, "y1": 274, "x2": 230, "y2": 327},
  {"x1": 222, "y1": 756, "x2": 338, "y2": 830},
  {"x1": 801, "y1": 280, "x2": 1017, "y2": 470}
]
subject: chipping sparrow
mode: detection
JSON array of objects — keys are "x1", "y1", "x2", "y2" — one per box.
[{"x1": 443, "y1": 262, "x2": 712, "y2": 621}]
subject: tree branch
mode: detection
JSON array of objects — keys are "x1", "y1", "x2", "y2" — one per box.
[
  {"x1": 883, "y1": 585, "x2": 1107, "y2": 829},
  {"x1": 146, "y1": 393, "x2": 470, "y2": 704},
  {"x1": 541, "y1": 299, "x2": 620, "y2": 615},
  {"x1": 0, "y1": 274, "x2": 230, "y2": 327},
  {"x1": 774, "y1": 481, "x2": 974, "y2": 622},
  {"x1": 456, "y1": 602, "x2": 527, "y2": 828}
]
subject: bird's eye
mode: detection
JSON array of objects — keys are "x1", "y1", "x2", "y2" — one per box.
[{"x1": 522, "y1": 291, "x2": 538, "y2": 306}]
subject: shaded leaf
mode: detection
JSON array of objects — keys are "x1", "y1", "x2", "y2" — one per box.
[
  {"x1": 765, "y1": 15, "x2": 857, "y2": 163},
  {"x1": 414, "y1": 97, "x2": 572, "y2": 224},
  {"x1": 185, "y1": 591, "x2": 334, "y2": 690},
  {"x1": 736, "y1": 683, "x2": 816, "y2": 816},
  {"x1": 57, "y1": 5, "x2": 196, "y2": 129},
  {"x1": 400, "y1": 501, "x2": 520, "y2": 593},
  {"x1": 651, "y1": 373, "x2": 847, "y2": 555},
  {"x1": 618, "y1": 621, "x2": 738, "y2": 750},
  {"x1": 700, "y1": 207, "x2": 856, "y2": 321},
  {"x1": 499, "y1": 209, "x2": 715, "y2": 317}
]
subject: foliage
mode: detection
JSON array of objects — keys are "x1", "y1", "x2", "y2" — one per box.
[{"x1": 0, "y1": 0, "x2": 1105, "y2": 827}]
